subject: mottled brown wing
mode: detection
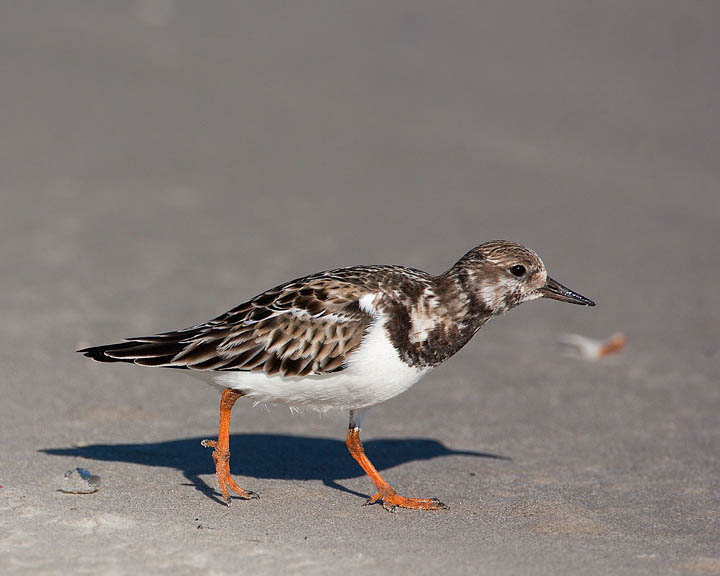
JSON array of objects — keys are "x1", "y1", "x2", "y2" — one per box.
[
  {"x1": 172, "y1": 312, "x2": 367, "y2": 376},
  {"x1": 80, "y1": 277, "x2": 374, "y2": 377}
]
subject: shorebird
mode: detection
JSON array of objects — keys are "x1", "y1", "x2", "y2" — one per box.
[{"x1": 79, "y1": 240, "x2": 594, "y2": 511}]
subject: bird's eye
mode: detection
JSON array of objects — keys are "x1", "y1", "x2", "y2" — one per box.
[{"x1": 510, "y1": 264, "x2": 526, "y2": 277}]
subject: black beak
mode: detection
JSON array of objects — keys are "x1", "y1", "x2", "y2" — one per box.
[{"x1": 539, "y1": 276, "x2": 595, "y2": 306}]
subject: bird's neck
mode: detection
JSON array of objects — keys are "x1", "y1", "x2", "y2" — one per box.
[
  {"x1": 441, "y1": 256, "x2": 522, "y2": 317},
  {"x1": 382, "y1": 268, "x2": 495, "y2": 369},
  {"x1": 437, "y1": 263, "x2": 498, "y2": 318}
]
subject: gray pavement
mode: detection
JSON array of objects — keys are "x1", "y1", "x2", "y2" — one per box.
[{"x1": 1, "y1": 2, "x2": 718, "y2": 575}]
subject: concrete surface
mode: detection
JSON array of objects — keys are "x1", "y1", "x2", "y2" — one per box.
[{"x1": 1, "y1": 2, "x2": 718, "y2": 575}]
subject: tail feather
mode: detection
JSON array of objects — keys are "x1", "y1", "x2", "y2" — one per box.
[
  {"x1": 78, "y1": 340, "x2": 185, "y2": 366},
  {"x1": 103, "y1": 341, "x2": 185, "y2": 359}
]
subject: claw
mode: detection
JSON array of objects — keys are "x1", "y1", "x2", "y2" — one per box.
[
  {"x1": 224, "y1": 489, "x2": 259, "y2": 505},
  {"x1": 364, "y1": 493, "x2": 382, "y2": 507}
]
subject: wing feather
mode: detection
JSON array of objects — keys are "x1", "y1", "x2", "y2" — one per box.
[{"x1": 79, "y1": 277, "x2": 375, "y2": 376}]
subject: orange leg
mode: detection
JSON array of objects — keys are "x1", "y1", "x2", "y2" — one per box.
[
  {"x1": 345, "y1": 426, "x2": 448, "y2": 512},
  {"x1": 201, "y1": 388, "x2": 258, "y2": 505}
]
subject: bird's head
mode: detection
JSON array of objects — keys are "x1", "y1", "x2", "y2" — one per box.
[{"x1": 454, "y1": 240, "x2": 595, "y2": 315}]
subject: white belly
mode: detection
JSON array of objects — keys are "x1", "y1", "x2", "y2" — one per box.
[{"x1": 196, "y1": 317, "x2": 429, "y2": 411}]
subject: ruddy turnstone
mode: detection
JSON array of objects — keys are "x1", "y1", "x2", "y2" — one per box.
[{"x1": 79, "y1": 240, "x2": 594, "y2": 511}]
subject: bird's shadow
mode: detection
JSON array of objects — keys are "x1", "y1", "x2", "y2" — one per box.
[{"x1": 42, "y1": 434, "x2": 507, "y2": 504}]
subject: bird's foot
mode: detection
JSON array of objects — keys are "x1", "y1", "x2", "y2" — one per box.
[
  {"x1": 201, "y1": 439, "x2": 259, "y2": 505},
  {"x1": 364, "y1": 488, "x2": 448, "y2": 512}
]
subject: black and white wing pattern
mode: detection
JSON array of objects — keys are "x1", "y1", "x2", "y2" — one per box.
[{"x1": 79, "y1": 269, "x2": 391, "y2": 377}]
